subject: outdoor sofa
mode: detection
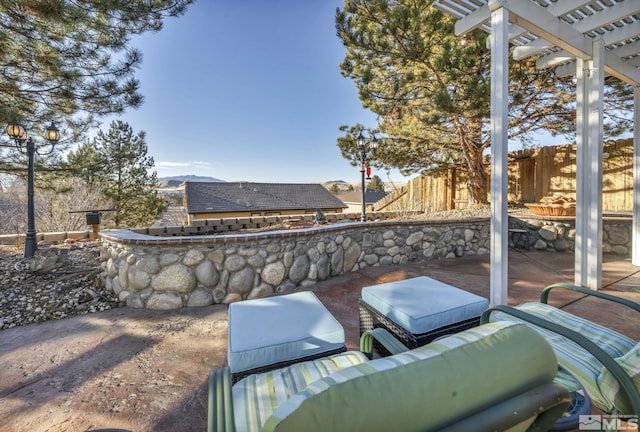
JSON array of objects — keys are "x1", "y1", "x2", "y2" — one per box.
[{"x1": 208, "y1": 321, "x2": 570, "y2": 432}]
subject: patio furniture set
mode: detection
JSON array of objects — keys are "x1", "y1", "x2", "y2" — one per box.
[{"x1": 209, "y1": 276, "x2": 640, "y2": 431}]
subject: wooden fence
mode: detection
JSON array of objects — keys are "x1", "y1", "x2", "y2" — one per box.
[{"x1": 376, "y1": 138, "x2": 634, "y2": 213}]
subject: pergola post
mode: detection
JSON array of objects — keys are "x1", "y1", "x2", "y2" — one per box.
[
  {"x1": 634, "y1": 86, "x2": 640, "y2": 265},
  {"x1": 489, "y1": 4, "x2": 509, "y2": 306},
  {"x1": 574, "y1": 39, "x2": 604, "y2": 290}
]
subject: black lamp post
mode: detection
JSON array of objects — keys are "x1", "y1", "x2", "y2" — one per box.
[
  {"x1": 356, "y1": 131, "x2": 378, "y2": 222},
  {"x1": 5, "y1": 121, "x2": 60, "y2": 258}
]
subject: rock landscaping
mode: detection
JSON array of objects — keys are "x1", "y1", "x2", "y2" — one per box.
[{"x1": 0, "y1": 242, "x2": 120, "y2": 330}]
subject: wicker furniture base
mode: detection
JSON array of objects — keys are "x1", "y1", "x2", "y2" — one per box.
[
  {"x1": 231, "y1": 346, "x2": 347, "y2": 383},
  {"x1": 359, "y1": 300, "x2": 481, "y2": 356}
]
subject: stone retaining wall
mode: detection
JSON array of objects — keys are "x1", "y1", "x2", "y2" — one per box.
[
  {"x1": 0, "y1": 230, "x2": 91, "y2": 245},
  {"x1": 99, "y1": 215, "x2": 633, "y2": 310},
  {"x1": 509, "y1": 216, "x2": 633, "y2": 255}
]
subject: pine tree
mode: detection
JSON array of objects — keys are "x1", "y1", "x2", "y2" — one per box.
[
  {"x1": 68, "y1": 120, "x2": 165, "y2": 228},
  {"x1": 0, "y1": 0, "x2": 193, "y2": 170},
  {"x1": 335, "y1": 0, "x2": 632, "y2": 204},
  {"x1": 367, "y1": 175, "x2": 385, "y2": 193}
]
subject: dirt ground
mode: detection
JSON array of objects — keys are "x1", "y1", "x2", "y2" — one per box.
[{"x1": 0, "y1": 305, "x2": 228, "y2": 432}]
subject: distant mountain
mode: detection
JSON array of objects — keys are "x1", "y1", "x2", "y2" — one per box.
[{"x1": 159, "y1": 175, "x2": 225, "y2": 183}]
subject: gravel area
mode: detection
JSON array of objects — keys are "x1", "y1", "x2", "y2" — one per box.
[{"x1": 0, "y1": 241, "x2": 121, "y2": 330}]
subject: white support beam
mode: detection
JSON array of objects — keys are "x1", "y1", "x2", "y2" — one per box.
[
  {"x1": 587, "y1": 39, "x2": 604, "y2": 290},
  {"x1": 489, "y1": 4, "x2": 509, "y2": 306},
  {"x1": 574, "y1": 39, "x2": 605, "y2": 290},
  {"x1": 575, "y1": 56, "x2": 588, "y2": 288},
  {"x1": 633, "y1": 86, "x2": 640, "y2": 265}
]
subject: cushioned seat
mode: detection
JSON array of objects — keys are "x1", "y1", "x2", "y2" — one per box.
[
  {"x1": 361, "y1": 276, "x2": 488, "y2": 334},
  {"x1": 209, "y1": 321, "x2": 570, "y2": 432},
  {"x1": 483, "y1": 283, "x2": 640, "y2": 415},
  {"x1": 490, "y1": 301, "x2": 636, "y2": 412},
  {"x1": 227, "y1": 291, "x2": 345, "y2": 380},
  {"x1": 232, "y1": 351, "x2": 369, "y2": 432}
]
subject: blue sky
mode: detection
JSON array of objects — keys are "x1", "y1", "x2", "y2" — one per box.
[
  {"x1": 113, "y1": 1, "x2": 572, "y2": 184},
  {"x1": 112, "y1": 1, "x2": 388, "y2": 183}
]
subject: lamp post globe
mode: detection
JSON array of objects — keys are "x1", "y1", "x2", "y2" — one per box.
[{"x1": 5, "y1": 121, "x2": 60, "y2": 258}]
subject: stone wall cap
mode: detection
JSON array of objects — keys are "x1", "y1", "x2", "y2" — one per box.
[{"x1": 99, "y1": 218, "x2": 491, "y2": 246}]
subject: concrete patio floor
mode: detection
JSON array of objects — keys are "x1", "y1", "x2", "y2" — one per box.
[{"x1": 1, "y1": 249, "x2": 639, "y2": 431}]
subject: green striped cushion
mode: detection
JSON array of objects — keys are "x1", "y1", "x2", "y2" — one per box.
[
  {"x1": 597, "y1": 343, "x2": 640, "y2": 414},
  {"x1": 514, "y1": 303, "x2": 635, "y2": 358},
  {"x1": 490, "y1": 302, "x2": 636, "y2": 412},
  {"x1": 262, "y1": 322, "x2": 556, "y2": 432},
  {"x1": 232, "y1": 350, "x2": 368, "y2": 432}
]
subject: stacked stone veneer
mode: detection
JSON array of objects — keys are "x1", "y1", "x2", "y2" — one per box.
[
  {"x1": 99, "y1": 218, "x2": 491, "y2": 310},
  {"x1": 99, "y1": 216, "x2": 633, "y2": 310},
  {"x1": 509, "y1": 216, "x2": 633, "y2": 255}
]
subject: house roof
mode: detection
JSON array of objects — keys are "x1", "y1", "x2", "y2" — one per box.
[
  {"x1": 338, "y1": 190, "x2": 389, "y2": 205},
  {"x1": 184, "y1": 182, "x2": 348, "y2": 214}
]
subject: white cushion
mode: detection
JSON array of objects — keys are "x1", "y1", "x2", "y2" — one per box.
[
  {"x1": 228, "y1": 291, "x2": 345, "y2": 373},
  {"x1": 361, "y1": 276, "x2": 488, "y2": 334}
]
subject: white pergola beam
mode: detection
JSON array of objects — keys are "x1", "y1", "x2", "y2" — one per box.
[
  {"x1": 544, "y1": 0, "x2": 594, "y2": 18},
  {"x1": 633, "y1": 86, "x2": 640, "y2": 265},
  {"x1": 537, "y1": 50, "x2": 576, "y2": 69},
  {"x1": 538, "y1": 49, "x2": 640, "y2": 86},
  {"x1": 457, "y1": 0, "x2": 597, "y2": 37},
  {"x1": 513, "y1": 39, "x2": 555, "y2": 60},
  {"x1": 489, "y1": 4, "x2": 509, "y2": 306},
  {"x1": 605, "y1": 51, "x2": 640, "y2": 86},
  {"x1": 575, "y1": 56, "x2": 587, "y2": 287},
  {"x1": 455, "y1": 3, "x2": 489, "y2": 35},
  {"x1": 454, "y1": 0, "x2": 640, "y2": 85},
  {"x1": 613, "y1": 40, "x2": 640, "y2": 58},
  {"x1": 506, "y1": 3, "x2": 593, "y2": 60},
  {"x1": 602, "y1": 23, "x2": 640, "y2": 49},
  {"x1": 513, "y1": 2, "x2": 639, "y2": 60},
  {"x1": 571, "y1": 2, "x2": 640, "y2": 35},
  {"x1": 588, "y1": 39, "x2": 604, "y2": 290},
  {"x1": 554, "y1": 61, "x2": 577, "y2": 78}
]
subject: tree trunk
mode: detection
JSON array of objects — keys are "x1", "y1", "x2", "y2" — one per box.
[
  {"x1": 458, "y1": 121, "x2": 488, "y2": 205},
  {"x1": 466, "y1": 149, "x2": 488, "y2": 204}
]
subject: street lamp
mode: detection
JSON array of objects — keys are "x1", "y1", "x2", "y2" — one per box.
[
  {"x1": 5, "y1": 121, "x2": 60, "y2": 258},
  {"x1": 356, "y1": 131, "x2": 378, "y2": 222}
]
